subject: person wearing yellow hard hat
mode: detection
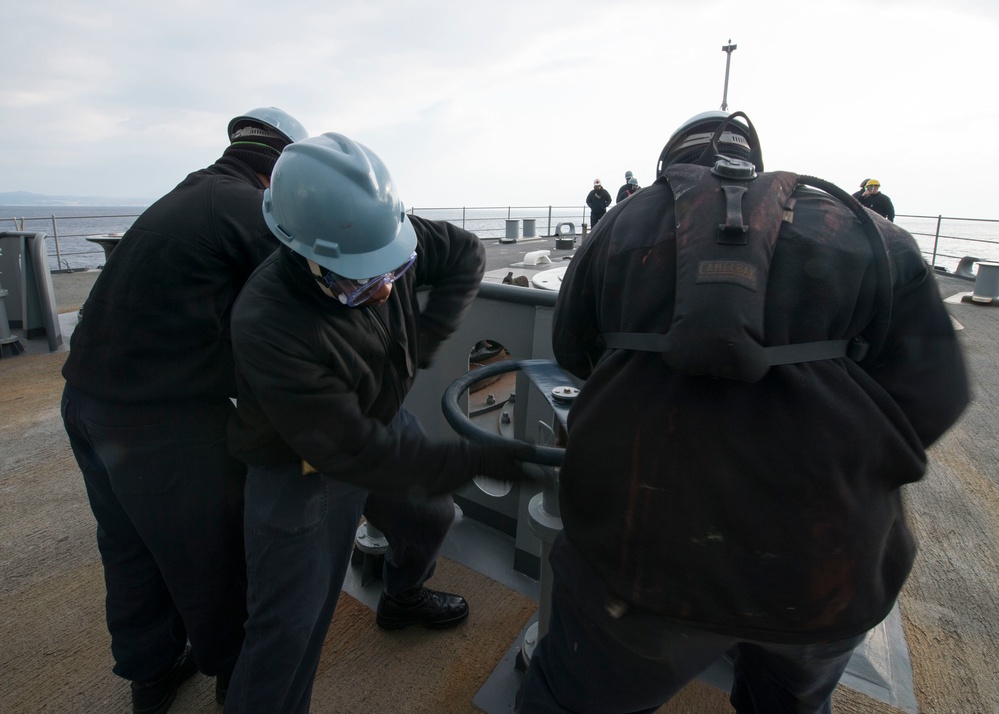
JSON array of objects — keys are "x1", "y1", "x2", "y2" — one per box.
[{"x1": 858, "y1": 178, "x2": 896, "y2": 222}]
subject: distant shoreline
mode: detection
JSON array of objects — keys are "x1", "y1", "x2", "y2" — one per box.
[{"x1": 0, "y1": 193, "x2": 151, "y2": 208}]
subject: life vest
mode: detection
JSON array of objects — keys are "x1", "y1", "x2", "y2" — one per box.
[{"x1": 602, "y1": 158, "x2": 894, "y2": 382}]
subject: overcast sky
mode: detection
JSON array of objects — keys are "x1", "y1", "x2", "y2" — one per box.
[{"x1": 3, "y1": 0, "x2": 997, "y2": 219}]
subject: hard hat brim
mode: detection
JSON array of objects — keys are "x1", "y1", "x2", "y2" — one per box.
[{"x1": 321, "y1": 214, "x2": 419, "y2": 280}]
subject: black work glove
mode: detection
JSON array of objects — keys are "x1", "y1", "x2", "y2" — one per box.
[
  {"x1": 472, "y1": 441, "x2": 526, "y2": 483},
  {"x1": 420, "y1": 441, "x2": 526, "y2": 498}
]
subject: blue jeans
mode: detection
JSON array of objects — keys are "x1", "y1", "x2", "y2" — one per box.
[
  {"x1": 61, "y1": 384, "x2": 247, "y2": 682},
  {"x1": 518, "y1": 533, "x2": 865, "y2": 714},
  {"x1": 364, "y1": 487, "x2": 455, "y2": 598},
  {"x1": 225, "y1": 408, "x2": 455, "y2": 714},
  {"x1": 365, "y1": 410, "x2": 456, "y2": 602}
]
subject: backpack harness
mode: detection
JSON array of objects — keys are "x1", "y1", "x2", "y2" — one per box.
[{"x1": 601, "y1": 154, "x2": 894, "y2": 382}]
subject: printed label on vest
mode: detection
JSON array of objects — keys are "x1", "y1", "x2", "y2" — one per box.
[{"x1": 695, "y1": 260, "x2": 758, "y2": 291}]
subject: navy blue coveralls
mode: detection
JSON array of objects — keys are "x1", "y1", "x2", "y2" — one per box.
[{"x1": 60, "y1": 155, "x2": 275, "y2": 683}]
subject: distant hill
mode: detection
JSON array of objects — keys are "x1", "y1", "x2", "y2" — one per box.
[{"x1": 0, "y1": 191, "x2": 151, "y2": 207}]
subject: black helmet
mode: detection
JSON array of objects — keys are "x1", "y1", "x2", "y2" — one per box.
[{"x1": 656, "y1": 110, "x2": 763, "y2": 177}]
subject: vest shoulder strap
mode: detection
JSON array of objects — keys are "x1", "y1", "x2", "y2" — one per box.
[{"x1": 601, "y1": 332, "x2": 870, "y2": 365}]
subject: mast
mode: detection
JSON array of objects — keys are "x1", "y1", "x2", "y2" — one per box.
[{"x1": 721, "y1": 39, "x2": 737, "y2": 111}]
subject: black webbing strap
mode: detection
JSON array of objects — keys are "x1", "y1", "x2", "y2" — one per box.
[
  {"x1": 601, "y1": 333, "x2": 671, "y2": 352},
  {"x1": 601, "y1": 333, "x2": 869, "y2": 366}
]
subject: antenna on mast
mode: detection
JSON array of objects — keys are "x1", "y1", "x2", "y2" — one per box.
[{"x1": 721, "y1": 39, "x2": 737, "y2": 111}]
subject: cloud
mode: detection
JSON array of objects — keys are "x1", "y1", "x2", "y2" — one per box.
[{"x1": 2, "y1": 0, "x2": 998, "y2": 218}]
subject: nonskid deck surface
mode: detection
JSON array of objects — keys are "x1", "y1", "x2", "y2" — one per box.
[{"x1": 2, "y1": 243, "x2": 997, "y2": 712}]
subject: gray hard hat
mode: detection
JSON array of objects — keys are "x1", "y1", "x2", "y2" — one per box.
[
  {"x1": 263, "y1": 132, "x2": 417, "y2": 279},
  {"x1": 228, "y1": 107, "x2": 309, "y2": 146}
]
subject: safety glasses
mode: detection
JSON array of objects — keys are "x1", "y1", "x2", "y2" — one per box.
[{"x1": 317, "y1": 252, "x2": 417, "y2": 307}]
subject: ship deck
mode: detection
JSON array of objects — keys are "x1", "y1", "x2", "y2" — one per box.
[{"x1": 1, "y1": 234, "x2": 997, "y2": 713}]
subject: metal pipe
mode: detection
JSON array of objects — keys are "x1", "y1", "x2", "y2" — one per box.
[
  {"x1": 50, "y1": 215, "x2": 63, "y2": 271},
  {"x1": 932, "y1": 214, "x2": 943, "y2": 267},
  {"x1": 721, "y1": 40, "x2": 737, "y2": 111}
]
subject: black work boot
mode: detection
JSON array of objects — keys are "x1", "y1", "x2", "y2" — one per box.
[
  {"x1": 130, "y1": 644, "x2": 198, "y2": 714},
  {"x1": 375, "y1": 587, "x2": 469, "y2": 630}
]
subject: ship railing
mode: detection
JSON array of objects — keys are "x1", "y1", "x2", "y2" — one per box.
[
  {"x1": 406, "y1": 206, "x2": 591, "y2": 240},
  {"x1": 4, "y1": 212, "x2": 142, "y2": 272},
  {"x1": 894, "y1": 213, "x2": 999, "y2": 272},
  {"x1": 4, "y1": 207, "x2": 591, "y2": 273},
  {"x1": 4, "y1": 208, "x2": 999, "y2": 274}
]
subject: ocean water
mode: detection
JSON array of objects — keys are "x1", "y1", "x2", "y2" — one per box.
[
  {"x1": 893, "y1": 215, "x2": 999, "y2": 273},
  {"x1": 2, "y1": 206, "x2": 146, "y2": 271},
  {"x1": 3, "y1": 205, "x2": 998, "y2": 275}
]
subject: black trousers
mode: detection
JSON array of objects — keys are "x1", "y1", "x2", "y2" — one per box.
[
  {"x1": 61, "y1": 384, "x2": 247, "y2": 683},
  {"x1": 519, "y1": 533, "x2": 865, "y2": 713}
]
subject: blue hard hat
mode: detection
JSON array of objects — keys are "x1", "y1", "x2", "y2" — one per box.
[
  {"x1": 228, "y1": 107, "x2": 308, "y2": 145},
  {"x1": 262, "y1": 133, "x2": 417, "y2": 279}
]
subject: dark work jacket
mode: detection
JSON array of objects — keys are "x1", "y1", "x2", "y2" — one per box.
[
  {"x1": 552, "y1": 175, "x2": 968, "y2": 643},
  {"x1": 227, "y1": 216, "x2": 491, "y2": 497},
  {"x1": 586, "y1": 187, "x2": 612, "y2": 216},
  {"x1": 859, "y1": 191, "x2": 896, "y2": 221},
  {"x1": 616, "y1": 183, "x2": 637, "y2": 204},
  {"x1": 62, "y1": 157, "x2": 276, "y2": 403}
]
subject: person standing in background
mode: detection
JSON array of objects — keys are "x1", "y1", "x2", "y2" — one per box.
[
  {"x1": 859, "y1": 178, "x2": 896, "y2": 221},
  {"x1": 586, "y1": 178, "x2": 612, "y2": 227},
  {"x1": 616, "y1": 170, "x2": 635, "y2": 203}
]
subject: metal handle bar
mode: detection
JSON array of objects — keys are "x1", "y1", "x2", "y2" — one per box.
[{"x1": 441, "y1": 359, "x2": 571, "y2": 467}]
